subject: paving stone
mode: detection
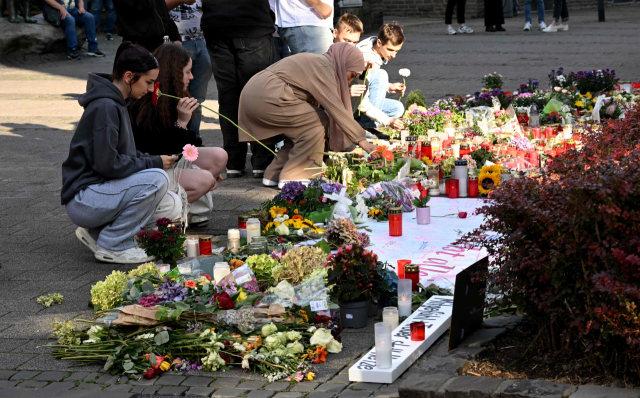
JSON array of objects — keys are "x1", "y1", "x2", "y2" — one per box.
[
  {"x1": 128, "y1": 376, "x2": 157, "y2": 385},
  {"x1": 34, "y1": 370, "x2": 69, "y2": 381},
  {"x1": 570, "y1": 384, "x2": 640, "y2": 398},
  {"x1": 291, "y1": 382, "x2": 320, "y2": 392},
  {"x1": 16, "y1": 380, "x2": 48, "y2": 389},
  {"x1": 82, "y1": 372, "x2": 101, "y2": 382},
  {"x1": 0, "y1": 370, "x2": 18, "y2": 380},
  {"x1": 117, "y1": 375, "x2": 130, "y2": 384},
  {"x1": 374, "y1": 387, "x2": 399, "y2": 398},
  {"x1": 158, "y1": 385, "x2": 189, "y2": 395},
  {"x1": 9, "y1": 370, "x2": 40, "y2": 380},
  {"x1": 264, "y1": 382, "x2": 292, "y2": 391},
  {"x1": 141, "y1": 385, "x2": 161, "y2": 394},
  {"x1": 130, "y1": 385, "x2": 148, "y2": 394},
  {"x1": 181, "y1": 376, "x2": 216, "y2": 387},
  {"x1": 273, "y1": 393, "x2": 304, "y2": 398},
  {"x1": 95, "y1": 373, "x2": 119, "y2": 385},
  {"x1": 0, "y1": 380, "x2": 19, "y2": 388},
  {"x1": 103, "y1": 383, "x2": 133, "y2": 392},
  {"x1": 443, "y1": 376, "x2": 504, "y2": 398},
  {"x1": 213, "y1": 387, "x2": 249, "y2": 397},
  {"x1": 339, "y1": 389, "x2": 373, "y2": 398},
  {"x1": 399, "y1": 373, "x2": 454, "y2": 398},
  {"x1": 238, "y1": 380, "x2": 267, "y2": 390},
  {"x1": 211, "y1": 377, "x2": 241, "y2": 388},
  {"x1": 418, "y1": 357, "x2": 471, "y2": 376},
  {"x1": 247, "y1": 390, "x2": 277, "y2": 398},
  {"x1": 351, "y1": 382, "x2": 383, "y2": 391},
  {"x1": 460, "y1": 328, "x2": 506, "y2": 348},
  {"x1": 482, "y1": 316, "x2": 524, "y2": 330},
  {"x1": 66, "y1": 372, "x2": 90, "y2": 381},
  {"x1": 187, "y1": 386, "x2": 218, "y2": 396},
  {"x1": 308, "y1": 392, "x2": 337, "y2": 398},
  {"x1": 494, "y1": 379, "x2": 575, "y2": 398},
  {"x1": 156, "y1": 375, "x2": 187, "y2": 386},
  {"x1": 42, "y1": 381, "x2": 77, "y2": 391},
  {"x1": 331, "y1": 374, "x2": 351, "y2": 384},
  {"x1": 446, "y1": 347, "x2": 487, "y2": 361},
  {"x1": 73, "y1": 383, "x2": 104, "y2": 391},
  {"x1": 317, "y1": 383, "x2": 348, "y2": 393}
]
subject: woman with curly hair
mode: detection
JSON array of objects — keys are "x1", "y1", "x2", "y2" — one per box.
[{"x1": 130, "y1": 43, "x2": 227, "y2": 225}]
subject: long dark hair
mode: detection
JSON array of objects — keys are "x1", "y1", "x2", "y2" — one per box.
[
  {"x1": 111, "y1": 42, "x2": 159, "y2": 84},
  {"x1": 132, "y1": 43, "x2": 192, "y2": 130}
]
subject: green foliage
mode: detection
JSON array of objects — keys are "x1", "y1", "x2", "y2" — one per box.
[
  {"x1": 37, "y1": 293, "x2": 63, "y2": 308},
  {"x1": 136, "y1": 218, "x2": 187, "y2": 262},
  {"x1": 326, "y1": 245, "x2": 380, "y2": 303},
  {"x1": 405, "y1": 89, "x2": 427, "y2": 108},
  {"x1": 470, "y1": 148, "x2": 496, "y2": 169},
  {"x1": 246, "y1": 254, "x2": 280, "y2": 282}
]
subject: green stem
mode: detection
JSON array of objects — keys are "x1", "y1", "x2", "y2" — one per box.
[
  {"x1": 401, "y1": 77, "x2": 406, "y2": 98},
  {"x1": 159, "y1": 93, "x2": 277, "y2": 157},
  {"x1": 358, "y1": 69, "x2": 370, "y2": 116}
]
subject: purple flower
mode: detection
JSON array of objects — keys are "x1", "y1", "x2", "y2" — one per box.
[{"x1": 280, "y1": 181, "x2": 306, "y2": 201}]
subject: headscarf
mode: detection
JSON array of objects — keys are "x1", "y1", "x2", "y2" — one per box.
[{"x1": 323, "y1": 42, "x2": 366, "y2": 152}]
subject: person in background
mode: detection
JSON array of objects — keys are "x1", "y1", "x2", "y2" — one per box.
[
  {"x1": 43, "y1": 0, "x2": 105, "y2": 60},
  {"x1": 444, "y1": 0, "x2": 474, "y2": 35},
  {"x1": 332, "y1": 13, "x2": 363, "y2": 45},
  {"x1": 90, "y1": 0, "x2": 116, "y2": 40},
  {"x1": 523, "y1": 0, "x2": 546, "y2": 31},
  {"x1": 354, "y1": 23, "x2": 406, "y2": 134},
  {"x1": 276, "y1": 0, "x2": 333, "y2": 55},
  {"x1": 62, "y1": 42, "x2": 181, "y2": 264},
  {"x1": 484, "y1": 0, "x2": 505, "y2": 32},
  {"x1": 130, "y1": 44, "x2": 227, "y2": 225},
  {"x1": 201, "y1": 0, "x2": 276, "y2": 179},
  {"x1": 112, "y1": 0, "x2": 181, "y2": 52},
  {"x1": 270, "y1": 0, "x2": 291, "y2": 61},
  {"x1": 167, "y1": 0, "x2": 212, "y2": 140},
  {"x1": 542, "y1": 0, "x2": 568, "y2": 32}
]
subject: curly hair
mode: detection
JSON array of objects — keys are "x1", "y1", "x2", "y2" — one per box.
[{"x1": 132, "y1": 43, "x2": 192, "y2": 130}]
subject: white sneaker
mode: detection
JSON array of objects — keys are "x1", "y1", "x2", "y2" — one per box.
[
  {"x1": 446, "y1": 26, "x2": 457, "y2": 35},
  {"x1": 458, "y1": 25, "x2": 474, "y2": 34},
  {"x1": 524, "y1": 22, "x2": 531, "y2": 31},
  {"x1": 539, "y1": 21, "x2": 547, "y2": 30},
  {"x1": 262, "y1": 178, "x2": 278, "y2": 187},
  {"x1": 76, "y1": 227, "x2": 97, "y2": 253},
  {"x1": 277, "y1": 179, "x2": 311, "y2": 189},
  {"x1": 557, "y1": 23, "x2": 569, "y2": 31},
  {"x1": 542, "y1": 24, "x2": 558, "y2": 32},
  {"x1": 95, "y1": 246, "x2": 154, "y2": 264}
]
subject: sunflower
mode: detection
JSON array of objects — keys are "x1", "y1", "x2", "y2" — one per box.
[
  {"x1": 269, "y1": 206, "x2": 288, "y2": 219},
  {"x1": 486, "y1": 164, "x2": 503, "y2": 174},
  {"x1": 263, "y1": 221, "x2": 281, "y2": 232},
  {"x1": 478, "y1": 169, "x2": 501, "y2": 195}
]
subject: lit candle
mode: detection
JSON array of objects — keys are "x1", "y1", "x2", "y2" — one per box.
[
  {"x1": 410, "y1": 322, "x2": 426, "y2": 341},
  {"x1": 382, "y1": 307, "x2": 399, "y2": 331},
  {"x1": 177, "y1": 262, "x2": 193, "y2": 275},
  {"x1": 186, "y1": 237, "x2": 199, "y2": 258},
  {"x1": 213, "y1": 262, "x2": 231, "y2": 285},
  {"x1": 246, "y1": 218, "x2": 261, "y2": 244},
  {"x1": 398, "y1": 279, "x2": 412, "y2": 317},
  {"x1": 157, "y1": 264, "x2": 170, "y2": 274},
  {"x1": 375, "y1": 322, "x2": 393, "y2": 369},
  {"x1": 227, "y1": 229, "x2": 241, "y2": 254}
]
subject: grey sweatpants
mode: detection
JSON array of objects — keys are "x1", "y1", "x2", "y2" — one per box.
[{"x1": 65, "y1": 169, "x2": 181, "y2": 251}]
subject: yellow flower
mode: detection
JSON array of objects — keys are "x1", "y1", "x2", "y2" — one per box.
[
  {"x1": 264, "y1": 221, "x2": 281, "y2": 232},
  {"x1": 368, "y1": 209, "x2": 383, "y2": 217},
  {"x1": 478, "y1": 170, "x2": 501, "y2": 195},
  {"x1": 420, "y1": 156, "x2": 432, "y2": 165},
  {"x1": 585, "y1": 92, "x2": 592, "y2": 99},
  {"x1": 269, "y1": 206, "x2": 288, "y2": 219},
  {"x1": 306, "y1": 372, "x2": 316, "y2": 381},
  {"x1": 159, "y1": 361, "x2": 171, "y2": 372},
  {"x1": 575, "y1": 101, "x2": 584, "y2": 107},
  {"x1": 486, "y1": 164, "x2": 503, "y2": 174},
  {"x1": 294, "y1": 209, "x2": 299, "y2": 214},
  {"x1": 236, "y1": 288, "x2": 247, "y2": 303}
]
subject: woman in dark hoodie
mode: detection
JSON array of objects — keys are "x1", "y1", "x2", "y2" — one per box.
[{"x1": 61, "y1": 42, "x2": 181, "y2": 264}]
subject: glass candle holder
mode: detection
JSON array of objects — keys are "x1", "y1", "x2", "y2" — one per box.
[
  {"x1": 246, "y1": 218, "x2": 261, "y2": 244},
  {"x1": 405, "y1": 264, "x2": 420, "y2": 291},
  {"x1": 213, "y1": 262, "x2": 231, "y2": 285},
  {"x1": 177, "y1": 262, "x2": 193, "y2": 275},
  {"x1": 199, "y1": 236, "x2": 212, "y2": 256},
  {"x1": 388, "y1": 207, "x2": 402, "y2": 237},
  {"x1": 227, "y1": 229, "x2": 241, "y2": 254},
  {"x1": 410, "y1": 322, "x2": 426, "y2": 341},
  {"x1": 427, "y1": 165, "x2": 440, "y2": 196},
  {"x1": 186, "y1": 237, "x2": 199, "y2": 258},
  {"x1": 397, "y1": 259, "x2": 411, "y2": 279},
  {"x1": 375, "y1": 322, "x2": 393, "y2": 369},
  {"x1": 446, "y1": 179, "x2": 459, "y2": 199},
  {"x1": 468, "y1": 176, "x2": 479, "y2": 198},
  {"x1": 157, "y1": 263, "x2": 171, "y2": 274},
  {"x1": 237, "y1": 214, "x2": 249, "y2": 237},
  {"x1": 382, "y1": 306, "x2": 399, "y2": 331},
  {"x1": 398, "y1": 279, "x2": 412, "y2": 317}
]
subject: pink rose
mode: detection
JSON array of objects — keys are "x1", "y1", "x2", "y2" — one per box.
[
  {"x1": 554, "y1": 87, "x2": 561, "y2": 92},
  {"x1": 458, "y1": 212, "x2": 468, "y2": 219}
]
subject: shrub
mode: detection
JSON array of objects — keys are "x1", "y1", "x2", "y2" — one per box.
[
  {"x1": 456, "y1": 104, "x2": 640, "y2": 378},
  {"x1": 405, "y1": 89, "x2": 427, "y2": 108}
]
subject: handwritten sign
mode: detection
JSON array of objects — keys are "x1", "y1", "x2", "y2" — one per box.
[{"x1": 349, "y1": 296, "x2": 453, "y2": 383}]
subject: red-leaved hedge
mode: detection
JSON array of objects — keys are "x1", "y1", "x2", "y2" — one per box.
[{"x1": 457, "y1": 104, "x2": 640, "y2": 377}]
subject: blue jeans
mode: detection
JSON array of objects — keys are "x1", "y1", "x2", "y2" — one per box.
[
  {"x1": 61, "y1": 8, "x2": 99, "y2": 51},
  {"x1": 90, "y1": 0, "x2": 115, "y2": 33},
  {"x1": 524, "y1": 0, "x2": 545, "y2": 23},
  {"x1": 274, "y1": 36, "x2": 291, "y2": 61},
  {"x1": 360, "y1": 69, "x2": 405, "y2": 128},
  {"x1": 65, "y1": 169, "x2": 181, "y2": 251},
  {"x1": 183, "y1": 39, "x2": 213, "y2": 138},
  {"x1": 279, "y1": 26, "x2": 333, "y2": 55}
]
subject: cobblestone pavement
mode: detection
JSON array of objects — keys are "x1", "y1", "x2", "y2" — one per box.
[{"x1": 0, "y1": 5, "x2": 640, "y2": 397}]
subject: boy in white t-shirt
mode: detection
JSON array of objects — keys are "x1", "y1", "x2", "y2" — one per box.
[{"x1": 274, "y1": 0, "x2": 333, "y2": 55}]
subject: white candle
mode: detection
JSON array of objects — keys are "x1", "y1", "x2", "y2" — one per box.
[
  {"x1": 177, "y1": 262, "x2": 192, "y2": 275},
  {"x1": 246, "y1": 218, "x2": 261, "y2": 244},
  {"x1": 186, "y1": 238, "x2": 199, "y2": 258},
  {"x1": 213, "y1": 262, "x2": 231, "y2": 285},
  {"x1": 400, "y1": 130, "x2": 410, "y2": 144},
  {"x1": 398, "y1": 279, "x2": 412, "y2": 317},
  {"x1": 375, "y1": 322, "x2": 393, "y2": 369},
  {"x1": 227, "y1": 229, "x2": 241, "y2": 254},
  {"x1": 157, "y1": 264, "x2": 170, "y2": 274},
  {"x1": 451, "y1": 143, "x2": 460, "y2": 158},
  {"x1": 382, "y1": 307, "x2": 399, "y2": 331}
]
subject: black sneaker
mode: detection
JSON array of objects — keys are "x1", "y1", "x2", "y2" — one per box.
[
  {"x1": 366, "y1": 127, "x2": 391, "y2": 140},
  {"x1": 86, "y1": 49, "x2": 106, "y2": 57},
  {"x1": 105, "y1": 33, "x2": 114, "y2": 41},
  {"x1": 67, "y1": 48, "x2": 81, "y2": 60},
  {"x1": 252, "y1": 170, "x2": 265, "y2": 178},
  {"x1": 485, "y1": 26, "x2": 496, "y2": 32},
  {"x1": 496, "y1": 25, "x2": 506, "y2": 31},
  {"x1": 226, "y1": 169, "x2": 245, "y2": 178}
]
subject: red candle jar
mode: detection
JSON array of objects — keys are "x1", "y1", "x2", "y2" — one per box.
[
  {"x1": 459, "y1": 143, "x2": 471, "y2": 157},
  {"x1": 468, "y1": 176, "x2": 478, "y2": 198},
  {"x1": 544, "y1": 126, "x2": 555, "y2": 139},
  {"x1": 526, "y1": 151, "x2": 538, "y2": 168},
  {"x1": 447, "y1": 179, "x2": 459, "y2": 199},
  {"x1": 564, "y1": 139, "x2": 576, "y2": 149},
  {"x1": 517, "y1": 150, "x2": 526, "y2": 158},
  {"x1": 397, "y1": 259, "x2": 411, "y2": 279},
  {"x1": 405, "y1": 264, "x2": 420, "y2": 291},
  {"x1": 506, "y1": 147, "x2": 517, "y2": 157},
  {"x1": 532, "y1": 127, "x2": 542, "y2": 140},
  {"x1": 389, "y1": 207, "x2": 402, "y2": 237},
  {"x1": 410, "y1": 322, "x2": 426, "y2": 341},
  {"x1": 420, "y1": 141, "x2": 432, "y2": 159},
  {"x1": 406, "y1": 136, "x2": 417, "y2": 156},
  {"x1": 199, "y1": 236, "x2": 213, "y2": 256},
  {"x1": 238, "y1": 214, "x2": 249, "y2": 237},
  {"x1": 545, "y1": 149, "x2": 557, "y2": 157}
]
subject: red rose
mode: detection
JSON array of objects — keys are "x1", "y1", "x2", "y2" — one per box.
[
  {"x1": 458, "y1": 212, "x2": 468, "y2": 218},
  {"x1": 204, "y1": 274, "x2": 212, "y2": 281},
  {"x1": 143, "y1": 368, "x2": 157, "y2": 379},
  {"x1": 214, "y1": 293, "x2": 234, "y2": 309}
]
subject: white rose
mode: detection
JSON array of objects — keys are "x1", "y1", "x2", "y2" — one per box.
[
  {"x1": 275, "y1": 223, "x2": 290, "y2": 236},
  {"x1": 262, "y1": 323, "x2": 278, "y2": 337},
  {"x1": 287, "y1": 341, "x2": 305, "y2": 354},
  {"x1": 310, "y1": 328, "x2": 333, "y2": 346},
  {"x1": 286, "y1": 331, "x2": 302, "y2": 341},
  {"x1": 264, "y1": 335, "x2": 282, "y2": 350},
  {"x1": 327, "y1": 338, "x2": 343, "y2": 353}
]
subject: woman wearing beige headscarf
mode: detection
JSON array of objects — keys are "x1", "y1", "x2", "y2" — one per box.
[{"x1": 239, "y1": 42, "x2": 378, "y2": 189}]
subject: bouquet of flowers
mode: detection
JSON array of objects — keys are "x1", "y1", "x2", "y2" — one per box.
[
  {"x1": 482, "y1": 72, "x2": 503, "y2": 90},
  {"x1": 136, "y1": 218, "x2": 186, "y2": 264},
  {"x1": 326, "y1": 245, "x2": 379, "y2": 303}
]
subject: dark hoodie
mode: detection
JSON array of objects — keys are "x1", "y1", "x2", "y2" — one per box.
[{"x1": 61, "y1": 73, "x2": 163, "y2": 205}]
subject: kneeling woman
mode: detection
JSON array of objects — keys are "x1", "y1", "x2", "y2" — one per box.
[
  {"x1": 130, "y1": 43, "x2": 228, "y2": 225},
  {"x1": 62, "y1": 43, "x2": 182, "y2": 264},
  {"x1": 239, "y1": 42, "x2": 378, "y2": 189}
]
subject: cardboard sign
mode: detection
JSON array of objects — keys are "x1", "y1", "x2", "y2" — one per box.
[{"x1": 348, "y1": 296, "x2": 453, "y2": 383}]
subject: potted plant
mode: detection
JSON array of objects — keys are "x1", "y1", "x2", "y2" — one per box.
[
  {"x1": 412, "y1": 189, "x2": 431, "y2": 225},
  {"x1": 326, "y1": 244, "x2": 379, "y2": 328},
  {"x1": 136, "y1": 218, "x2": 187, "y2": 267},
  {"x1": 369, "y1": 261, "x2": 394, "y2": 316}
]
